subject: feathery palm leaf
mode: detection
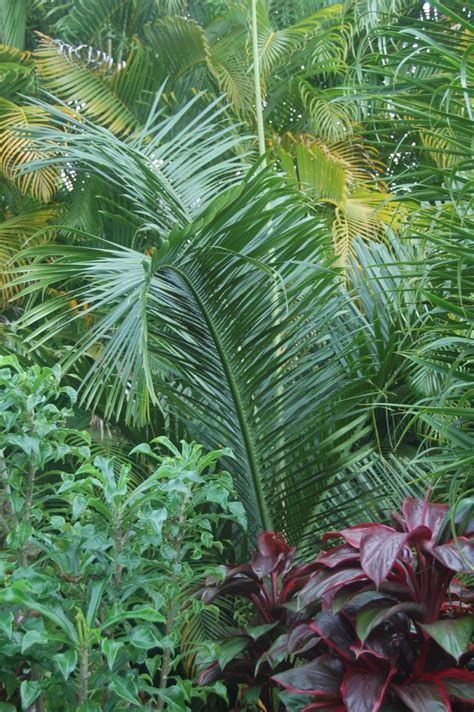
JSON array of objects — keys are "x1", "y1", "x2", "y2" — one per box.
[
  {"x1": 0, "y1": 207, "x2": 57, "y2": 305},
  {"x1": 34, "y1": 34, "x2": 138, "y2": 134},
  {"x1": 0, "y1": 0, "x2": 27, "y2": 49},
  {"x1": 0, "y1": 98, "x2": 59, "y2": 201}
]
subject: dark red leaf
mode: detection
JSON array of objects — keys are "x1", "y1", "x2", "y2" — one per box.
[
  {"x1": 298, "y1": 568, "x2": 367, "y2": 608},
  {"x1": 202, "y1": 574, "x2": 260, "y2": 602},
  {"x1": 341, "y1": 669, "x2": 393, "y2": 712},
  {"x1": 272, "y1": 654, "x2": 344, "y2": 695},
  {"x1": 257, "y1": 531, "x2": 291, "y2": 557},
  {"x1": 252, "y1": 531, "x2": 295, "y2": 577},
  {"x1": 311, "y1": 611, "x2": 356, "y2": 660},
  {"x1": 432, "y1": 538, "x2": 474, "y2": 573},
  {"x1": 403, "y1": 497, "x2": 448, "y2": 538},
  {"x1": 360, "y1": 525, "x2": 431, "y2": 587},
  {"x1": 323, "y1": 524, "x2": 381, "y2": 548},
  {"x1": 259, "y1": 624, "x2": 320, "y2": 668},
  {"x1": 317, "y1": 544, "x2": 360, "y2": 568},
  {"x1": 198, "y1": 662, "x2": 221, "y2": 685},
  {"x1": 393, "y1": 681, "x2": 451, "y2": 711},
  {"x1": 302, "y1": 704, "x2": 346, "y2": 711},
  {"x1": 287, "y1": 622, "x2": 321, "y2": 655}
]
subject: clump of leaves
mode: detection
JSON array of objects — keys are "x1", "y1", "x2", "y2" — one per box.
[
  {"x1": 0, "y1": 357, "x2": 246, "y2": 710},
  {"x1": 201, "y1": 497, "x2": 474, "y2": 711}
]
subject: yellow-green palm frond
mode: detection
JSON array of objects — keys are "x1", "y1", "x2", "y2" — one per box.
[
  {"x1": 295, "y1": 140, "x2": 347, "y2": 204},
  {"x1": 0, "y1": 44, "x2": 34, "y2": 98},
  {"x1": 256, "y1": 1, "x2": 344, "y2": 79},
  {"x1": 0, "y1": 99, "x2": 59, "y2": 202},
  {"x1": 34, "y1": 34, "x2": 137, "y2": 135},
  {"x1": 300, "y1": 83, "x2": 359, "y2": 142},
  {"x1": 0, "y1": 207, "x2": 57, "y2": 305},
  {"x1": 420, "y1": 128, "x2": 461, "y2": 169},
  {"x1": 276, "y1": 134, "x2": 400, "y2": 265},
  {"x1": 209, "y1": 38, "x2": 254, "y2": 115},
  {"x1": 333, "y1": 191, "x2": 400, "y2": 265}
]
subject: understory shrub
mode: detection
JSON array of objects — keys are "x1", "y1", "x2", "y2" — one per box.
[
  {"x1": 201, "y1": 499, "x2": 474, "y2": 711},
  {"x1": 0, "y1": 357, "x2": 245, "y2": 710}
]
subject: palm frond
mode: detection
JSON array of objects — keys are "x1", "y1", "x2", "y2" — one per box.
[
  {"x1": 256, "y1": 1, "x2": 344, "y2": 79},
  {"x1": 19, "y1": 91, "x2": 248, "y2": 237},
  {"x1": 0, "y1": 207, "x2": 57, "y2": 305},
  {"x1": 0, "y1": 44, "x2": 34, "y2": 99},
  {"x1": 34, "y1": 34, "x2": 138, "y2": 135},
  {"x1": 0, "y1": 0, "x2": 27, "y2": 49},
  {"x1": 0, "y1": 99, "x2": 59, "y2": 201},
  {"x1": 144, "y1": 16, "x2": 210, "y2": 80},
  {"x1": 276, "y1": 135, "x2": 400, "y2": 264}
]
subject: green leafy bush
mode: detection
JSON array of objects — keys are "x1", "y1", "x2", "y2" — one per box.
[{"x1": 0, "y1": 357, "x2": 245, "y2": 710}]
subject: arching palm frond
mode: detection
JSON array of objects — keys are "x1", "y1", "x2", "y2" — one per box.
[
  {"x1": 0, "y1": 44, "x2": 34, "y2": 99},
  {"x1": 0, "y1": 99, "x2": 59, "y2": 201},
  {"x1": 9, "y1": 95, "x2": 419, "y2": 545},
  {"x1": 144, "y1": 16, "x2": 210, "y2": 80},
  {"x1": 34, "y1": 34, "x2": 138, "y2": 135},
  {"x1": 255, "y1": 0, "x2": 344, "y2": 80},
  {"x1": 0, "y1": 207, "x2": 57, "y2": 305},
  {"x1": 276, "y1": 135, "x2": 400, "y2": 264},
  {"x1": 53, "y1": 0, "x2": 159, "y2": 47}
]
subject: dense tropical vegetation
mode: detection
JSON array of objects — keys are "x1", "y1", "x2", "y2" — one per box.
[{"x1": 0, "y1": 0, "x2": 472, "y2": 709}]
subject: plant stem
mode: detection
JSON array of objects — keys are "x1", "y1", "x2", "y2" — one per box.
[
  {"x1": 251, "y1": 0, "x2": 266, "y2": 159},
  {"x1": 113, "y1": 510, "x2": 124, "y2": 586},
  {"x1": 79, "y1": 645, "x2": 89, "y2": 704},
  {"x1": 32, "y1": 664, "x2": 45, "y2": 712},
  {"x1": 156, "y1": 507, "x2": 187, "y2": 711},
  {"x1": 25, "y1": 464, "x2": 36, "y2": 525},
  {"x1": 0, "y1": 451, "x2": 26, "y2": 566}
]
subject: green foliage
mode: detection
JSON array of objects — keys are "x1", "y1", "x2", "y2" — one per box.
[{"x1": 0, "y1": 358, "x2": 244, "y2": 710}]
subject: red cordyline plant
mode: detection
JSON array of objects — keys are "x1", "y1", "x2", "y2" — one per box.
[{"x1": 200, "y1": 496, "x2": 474, "y2": 711}]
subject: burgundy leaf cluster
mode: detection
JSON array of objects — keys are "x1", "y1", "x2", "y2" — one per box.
[{"x1": 200, "y1": 497, "x2": 474, "y2": 711}]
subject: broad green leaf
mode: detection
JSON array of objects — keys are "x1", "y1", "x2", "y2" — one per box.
[
  {"x1": 129, "y1": 624, "x2": 161, "y2": 650},
  {"x1": 218, "y1": 637, "x2": 249, "y2": 670},
  {"x1": 102, "y1": 607, "x2": 165, "y2": 628},
  {"x1": 53, "y1": 649, "x2": 77, "y2": 680},
  {"x1": 422, "y1": 617, "x2": 473, "y2": 661},
  {"x1": 109, "y1": 675, "x2": 140, "y2": 706},
  {"x1": 246, "y1": 622, "x2": 278, "y2": 641},
  {"x1": 101, "y1": 639, "x2": 124, "y2": 670},
  {"x1": 20, "y1": 681, "x2": 41, "y2": 710},
  {"x1": 21, "y1": 629, "x2": 48, "y2": 653},
  {"x1": 0, "y1": 611, "x2": 13, "y2": 639}
]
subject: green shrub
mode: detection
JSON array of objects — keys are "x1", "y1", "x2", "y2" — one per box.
[{"x1": 0, "y1": 357, "x2": 245, "y2": 710}]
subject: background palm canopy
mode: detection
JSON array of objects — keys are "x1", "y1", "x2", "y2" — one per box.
[{"x1": 0, "y1": 0, "x2": 472, "y2": 550}]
